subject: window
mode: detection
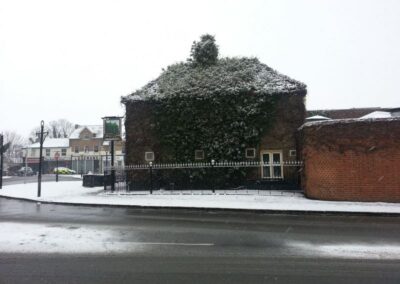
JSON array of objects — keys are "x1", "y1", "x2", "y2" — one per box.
[
  {"x1": 93, "y1": 134, "x2": 96, "y2": 138},
  {"x1": 145, "y1": 151, "x2": 154, "y2": 162},
  {"x1": 74, "y1": 146, "x2": 79, "y2": 153},
  {"x1": 61, "y1": 149, "x2": 67, "y2": 156},
  {"x1": 261, "y1": 151, "x2": 283, "y2": 179},
  {"x1": 94, "y1": 146, "x2": 99, "y2": 152},
  {"x1": 195, "y1": 150, "x2": 204, "y2": 160},
  {"x1": 245, "y1": 148, "x2": 256, "y2": 159},
  {"x1": 84, "y1": 134, "x2": 90, "y2": 140},
  {"x1": 289, "y1": 150, "x2": 297, "y2": 157},
  {"x1": 46, "y1": 149, "x2": 50, "y2": 156},
  {"x1": 84, "y1": 146, "x2": 89, "y2": 153}
]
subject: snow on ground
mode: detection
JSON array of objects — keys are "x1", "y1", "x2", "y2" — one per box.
[
  {"x1": 288, "y1": 241, "x2": 400, "y2": 260},
  {"x1": 0, "y1": 222, "x2": 131, "y2": 254},
  {"x1": 1, "y1": 181, "x2": 400, "y2": 214}
]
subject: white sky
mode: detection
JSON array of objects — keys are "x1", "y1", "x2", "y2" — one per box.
[{"x1": 1, "y1": 0, "x2": 400, "y2": 138}]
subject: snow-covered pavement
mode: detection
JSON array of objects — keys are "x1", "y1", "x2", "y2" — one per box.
[{"x1": 0, "y1": 181, "x2": 399, "y2": 214}]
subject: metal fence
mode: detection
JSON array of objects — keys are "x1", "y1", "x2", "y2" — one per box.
[{"x1": 104, "y1": 160, "x2": 303, "y2": 193}]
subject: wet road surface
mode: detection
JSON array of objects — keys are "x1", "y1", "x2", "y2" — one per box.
[
  {"x1": 2, "y1": 174, "x2": 80, "y2": 186},
  {"x1": 0, "y1": 197, "x2": 399, "y2": 283}
]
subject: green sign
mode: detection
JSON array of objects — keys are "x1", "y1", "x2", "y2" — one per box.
[{"x1": 103, "y1": 117, "x2": 122, "y2": 140}]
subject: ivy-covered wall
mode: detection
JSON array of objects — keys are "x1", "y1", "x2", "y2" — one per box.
[{"x1": 125, "y1": 92, "x2": 305, "y2": 163}]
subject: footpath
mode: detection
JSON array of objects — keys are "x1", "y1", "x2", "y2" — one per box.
[{"x1": 1, "y1": 181, "x2": 399, "y2": 215}]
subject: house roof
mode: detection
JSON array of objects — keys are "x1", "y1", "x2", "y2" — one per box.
[
  {"x1": 300, "y1": 116, "x2": 400, "y2": 130},
  {"x1": 122, "y1": 57, "x2": 306, "y2": 103},
  {"x1": 307, "y1": 108, "x2": 387, "y2": 119},
  {"x1": 69, "y1": 125, "x2": 103, "y2": 139},
  {"x1": 306, "y1": 115, "x2": 331, "y2": 121},
  {"x1": 27, "y1": 138, "x2": 69, "y2": 149},
  {"x1": 359, "y1": 111, "x2": 392, "y2": 119}
]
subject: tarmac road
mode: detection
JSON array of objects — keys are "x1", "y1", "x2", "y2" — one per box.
[
  {"x1": 0, "y1": 197, "x2": 399, "y2": 283},
  {"x1": 1, "y1": 174, "x2": 81, "y2": 186}
]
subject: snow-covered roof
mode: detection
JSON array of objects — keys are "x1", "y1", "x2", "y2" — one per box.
[
  {"x1": 359, "y1": 111, "x2": 392, "y2": 119},
  {"x1": 69, "y1": 125, "x2": 103, "y2": 139},
  {"x1": 28, "y1": 138, "x2": 69, "y2": 148},
  {"x1": 122, "y1": 57, "x2": 306, "y2": 103},
  {"x1": 299, "y1": 116, "x2": 400, "y2": 130},
  {"x1": 306, "y1": 115, "x2": 331, "y2": 121}
]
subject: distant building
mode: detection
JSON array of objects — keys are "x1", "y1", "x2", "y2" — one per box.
[
  {"x1": 24, "y1": 138, "x2": 70, "y2": 173},
  {"x1": 307, "y1": 107, "x2": 400, "y2": 120},
  {"x1": 69, "y1": 125, "x2": 124, "y2": 174}
]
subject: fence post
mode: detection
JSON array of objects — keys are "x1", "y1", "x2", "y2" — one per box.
[
  {"x1": 149, "y1": 161, "x2": 153, "y2": 194},
  {"x1": 103, "y1": 164, "x2": 107, "y2": 191},
  {"x1": 211, "y1": 159, "x2": 215, "y2": 194}
]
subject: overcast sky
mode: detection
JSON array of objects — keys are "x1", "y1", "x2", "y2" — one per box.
[{"x1": 1, "y1": 0, "x2": 399, "y2": 138}]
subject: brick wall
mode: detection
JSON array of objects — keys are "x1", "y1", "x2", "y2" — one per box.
[{"x1": 299, "y1": 118, "x2": 400, "y2": 202}]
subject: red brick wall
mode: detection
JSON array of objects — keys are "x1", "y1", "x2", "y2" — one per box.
[{"x1": 299, "y1": 118, "x2": 400, "y2": 202}]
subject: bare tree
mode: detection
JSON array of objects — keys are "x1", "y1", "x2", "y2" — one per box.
[
  {"x1": 28, "y1": 119, "x2": 75, "y2": 143},
  {"x1": 2, "y1": 131, "x2": 26, "y2": 163},
  {"x1": 49, "y1": 119, "x2": 75, "y2": 138}
]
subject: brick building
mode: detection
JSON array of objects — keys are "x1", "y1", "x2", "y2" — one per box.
[
  {"x1": 299, "y1": 117, "x2": 400, "y2": 202},
  {"x1": 69, "y1": 125, "x2": 124, "y2": 174},
  {"x1": 122, "y1": 37, "x2": 307, "y2": 188}
]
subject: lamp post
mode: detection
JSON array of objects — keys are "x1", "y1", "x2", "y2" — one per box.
[
  {"x1": 37, "y1": 120, "x2": 48, "y2": 198},
  {"x1": 54, "y1": 151, "x2": 60, "y2": 182}
]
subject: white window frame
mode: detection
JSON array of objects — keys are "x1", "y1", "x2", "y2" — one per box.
[
  {"x1": 245, "y1": 148, "x2": 256, "y2": 159},
  {"x1": 61, "y1": 148, "x2": 67, "y2": 156},
  {"x1": 195, "y1": 150, "x2": 204, "y2": 160},
  {"x1": 260, "y1": 150, "x2": 284, "y2": 179},
  {"x1": 145, "y1": 151, "x2": 155, "y2": 162},
  {"x1": 289, "y1": 149, "x2": 297, "y2": 157},
  {"x1": 45, "y1": 149, "x2": 50, "y2": 156}
]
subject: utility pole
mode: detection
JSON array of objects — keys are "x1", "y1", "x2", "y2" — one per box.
[
  {"x1": 37, "y1": 121, "x2": 48, "y2": 197},
  {"x1": 0, "y1": 133, "x2": 3, "y2": 190}
]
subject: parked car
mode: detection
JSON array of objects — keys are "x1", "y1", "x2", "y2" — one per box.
[
  {"x1": 53, "y1": 167, "x2": 76, "y2": 175},
  {"x1": 17, "y1": 167, "x2": 35, "y2": 176}
]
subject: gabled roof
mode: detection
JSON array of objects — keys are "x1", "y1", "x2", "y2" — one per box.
[
  {"x1": 122, "y1": 57, "x2": 306, "y2": 103},
  {"x1": 69, "y1": 125, "x2": 103, "y2": 139},
  {"x1": 27, "y1": 138, "x2": 69, "y2": 149}
]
